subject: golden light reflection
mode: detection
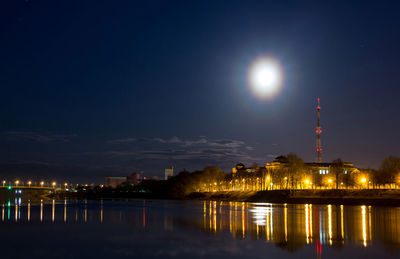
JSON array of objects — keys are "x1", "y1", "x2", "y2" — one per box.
[
  {"x1": 64, "y1": 200, "x2": 67, "y2": 222},
  {"x1": 100, "y1": 200, "x2": 103, "y2": 223},
  {"x1": 209, "y1": 201, "x2": 212, "y2": 231},
  {"x1": 368, "y1": 206, "x2": 372, "y2": 242},
  {"x1": 14, "y1": 203, "x2": 18, "y2": 222},
  {"x1": 242, "y1": 202, "x2": 246, "y2": 238},
  {"x1": 266, "y1": 205, "x2": 270, "y2": 241},
  {"x1": 362, "y1": 205, "x2": 367, "y2": 247},
  {"x1": 40, "y1": 200, "x2": 43, "y2": 222},
  {"x1": 328, "y1": 205, "x2": 332, "y2": 245},
  {"x1": 203, "y1": 201, "x2": 206, "y2": 230},
  {"x1": 305, "y1": 204, "x2": 309, "y2": 244},
  {"x1": 340, "y1": 205, "x2": 344, "y2": 241},
  {"x1": 28, "y1": 202, "x2": 31, "y2": 222},
  {"x1": 284, "y1": 203, "x2": 288, "y2": 242},
  {"x1": 1, "y1": 204, "x2": 4, "y2": 221},
  {"x1": 52, "y1": 200, "x2": 55, "y2": 222},
  {"x1": 309, "y1": 204, "x2": 313, "y2": 242},
  {"x1": 213, "y1": 201, "x2": 217, "y2": 233},
  {"x1": 84, "y1": 200, "x2": 87, "y2": 223}
]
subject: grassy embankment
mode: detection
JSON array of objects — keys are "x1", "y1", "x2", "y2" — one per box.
[{"x1": 187, "y1": 189, "x2": 400, "y2": 206}]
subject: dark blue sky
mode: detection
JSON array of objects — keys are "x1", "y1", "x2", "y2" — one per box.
[{"x1": 1, "y1": 0, "x2": 400, "y2": 183}]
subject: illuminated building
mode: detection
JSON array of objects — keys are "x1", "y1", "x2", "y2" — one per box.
[{"x1": 164, "y1": 166, "x2": 174, "y2": 180}]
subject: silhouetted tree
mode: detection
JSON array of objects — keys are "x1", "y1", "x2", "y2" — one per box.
[
  {"x1": 286, "y1": 153, "x2": 305, "y2": 189},
  {"x1": 331, "y1": 158, "x2": 345, "y2": 189},
  {"x1": 378, "y1": 156, "x2": 400, "y2": 186}
]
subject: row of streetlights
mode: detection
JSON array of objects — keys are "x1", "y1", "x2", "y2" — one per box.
[{"x1": 1, "y1": 180, "x2": 69, "y2": 188}]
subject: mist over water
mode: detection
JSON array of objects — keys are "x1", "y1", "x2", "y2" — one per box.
[{"x1": 1, "y1": 199, "x2": 399, "y2": 258}]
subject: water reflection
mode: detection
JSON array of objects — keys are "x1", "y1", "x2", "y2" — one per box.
[
  {"x1": 1, "y1": 199, "x2": 400, "y2": 254},
  {"x1": 201, "y1": 201, "x2": 400, "y2": 252}
]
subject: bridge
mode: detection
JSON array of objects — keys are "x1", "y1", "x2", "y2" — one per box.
[
  {"x1": 0, "y1": 186, "x2": 56, "y2": 201},
  {"x1": 0, "y1": 186, "x2": 54, "y2": 190}
]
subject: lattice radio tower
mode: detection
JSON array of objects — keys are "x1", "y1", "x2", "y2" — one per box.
[{"x1": 315, "y1": 97, "x2": 322, "y2": 163}]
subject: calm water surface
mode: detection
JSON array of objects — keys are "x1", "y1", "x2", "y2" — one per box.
[{"x1": 1, "y1": 199, "x2": 400, "y2": 258}]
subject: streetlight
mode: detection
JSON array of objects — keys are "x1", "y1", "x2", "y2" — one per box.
[
  {"x1": 360, "y1": 178, "x2": 368, "y2": 189},
  {"x1": 28, "y1": 181, "x2": 32, "y2": 187},
  {"x1": 305, "y1": 179, "x2": 310, "y2": 189},
  {"x1": 15, "y1": 180, "x2": 19, "y2": 187},
  {"x1": 52, "y1": 182, "x2": 56, "y2": 188},
  {"x1": 40, "y1": 181, "x2": 44, "y2": 187},
  {"x1": 2, "y1": 180, "x2": 5, "y2": 187},
  {"x1": 64, "y1": 183, "x2": 68, "y2": 189}
]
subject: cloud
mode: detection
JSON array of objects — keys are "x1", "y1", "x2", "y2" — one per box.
[
  {"x1": 107, "y1": 138, "x2": 137, "y2": 143},
  {"x1": 2, "y1": 131, "x2": 77, "y2": 143},
  {"x1": 108, "y1": 136, "x2": 247, "y2": 149},
  {"x1": 1, "y1": 133, "x2": 263, "y2": 182}
]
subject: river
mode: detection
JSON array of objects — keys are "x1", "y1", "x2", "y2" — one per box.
[{"x1": 1, "y1": 199, "x2": 399, "y2": 258}]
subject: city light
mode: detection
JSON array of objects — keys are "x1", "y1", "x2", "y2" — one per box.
[
  {"x1": 361, "y1": 178, "x2": 367, "y2": 183},
  {"x1": 15, "y1": 180, "x2": 19, "y2": 186},
  {"x1": 28, "y1": 181, "x2": 32, "y2": 187},
  {"x1": 40, "y1": 181, "x2": 44, "y2": 187}
]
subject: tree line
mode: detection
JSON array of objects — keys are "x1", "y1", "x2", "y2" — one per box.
[{"x1": 70, "y1": 155, "x2": 400, "y2": 199}]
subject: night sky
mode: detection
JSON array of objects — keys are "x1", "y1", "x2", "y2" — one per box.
[{"x1": 1, "y1": 0, "x2": 400, "y2": 183}]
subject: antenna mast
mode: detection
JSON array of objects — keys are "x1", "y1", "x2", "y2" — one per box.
[{"x1": 316, "y1": 98, "x2": 322, "y2": 163}]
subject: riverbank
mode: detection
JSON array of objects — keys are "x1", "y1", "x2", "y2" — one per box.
[{"x1": 186, "y1": 189, "x2": 400, "y2": 206}]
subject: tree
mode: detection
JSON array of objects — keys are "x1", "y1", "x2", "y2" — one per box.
[
  {"x1": 378, "y1": 156, "x2": 400, "y2": 187},
  {"x1": 286, "y1": 153, "x2": 305, "y2": 189},
  {"x1": 331, "y1": 159, "x2": 345, "y2": 189},
  {"x1": 201, "y1": 166, "x2": 226, "y2": 191}
]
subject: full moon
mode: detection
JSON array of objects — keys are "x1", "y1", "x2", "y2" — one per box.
[{"x1": 248, "y1": 57, "x2": 282, "y2": 99}]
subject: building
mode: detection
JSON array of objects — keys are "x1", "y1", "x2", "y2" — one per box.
[
  {"x1": 105, "y1": 177, "x2": 127, "y2": 188},
  {"x1": 265, "y1": 156, "x2": 360, "y2": 188},
  {"x1": 130, "y1": 172, "x2": 142, "y2": 185},
  {"x1": 164, "y1": 167, "x2": 174, "y2": 180}
]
